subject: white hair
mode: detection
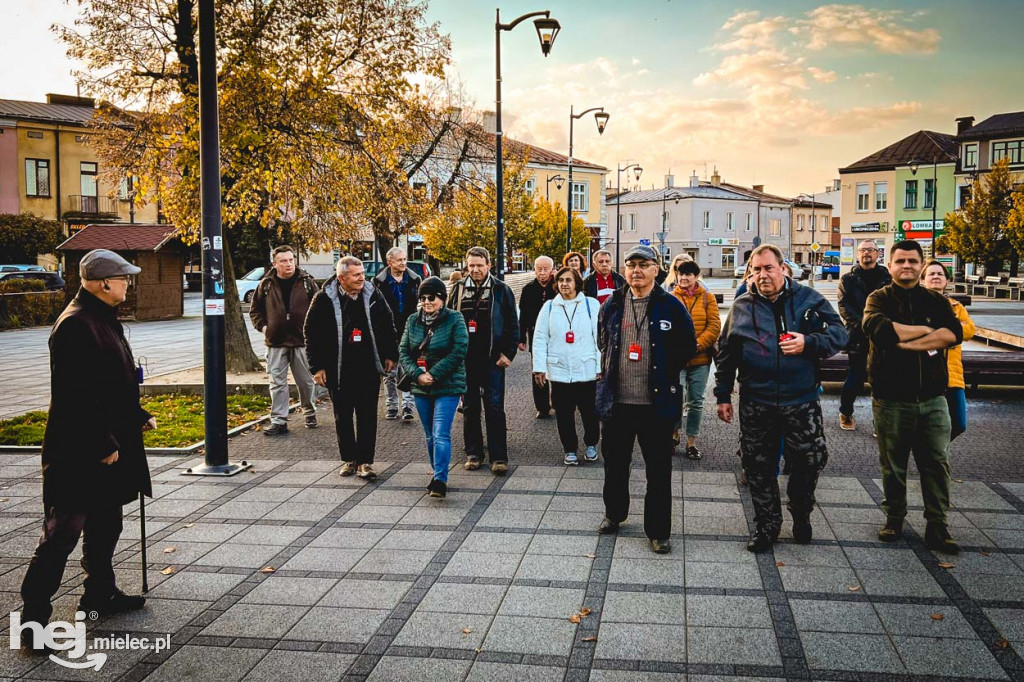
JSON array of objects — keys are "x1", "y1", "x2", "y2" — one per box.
[
  {"x1": 534, "y1": 255, "x2": 554, "y2": 268},
  {"x1": 337, "y1": 255, "x2": 362, "y2": 274},
  {"x1": 385, "y1": 246, "x2": 405, "y2": 261}
]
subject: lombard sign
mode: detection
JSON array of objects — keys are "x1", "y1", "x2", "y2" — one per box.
[{"x1": 896, "y1": 220, "x2": 945, "y2": 242}]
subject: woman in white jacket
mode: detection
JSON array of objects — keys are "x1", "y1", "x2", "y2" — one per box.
[{"x1": 532, "y1": 266, "x2": 601, "y2": 465}]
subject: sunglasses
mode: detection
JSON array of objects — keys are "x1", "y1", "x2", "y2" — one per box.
[{"x1": 418, "y1": 294, "x2": 439, "y2": 302}]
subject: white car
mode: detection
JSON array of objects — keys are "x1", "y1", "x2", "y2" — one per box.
[
  {"x1": 733, "y1": 263, "x2": 747, "y2": 278},
  {"x1": 237, "y1": 267, "x2": 266, "y2": 303}
]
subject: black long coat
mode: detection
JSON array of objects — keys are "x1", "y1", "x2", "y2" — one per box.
[{"x1": 41, "y1": 289, "x2": 153, "y2": 508}]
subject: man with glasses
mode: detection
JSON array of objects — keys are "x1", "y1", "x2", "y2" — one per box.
[
  {"x1": 837, "y1": 239, "x2": 891, "y2": 431},
  {"x1": 595, "y1": 245, "x2": 696, "y2": 554},
  {"x1": 20, "y1": 250, "x2": 155, "y2": 653}
]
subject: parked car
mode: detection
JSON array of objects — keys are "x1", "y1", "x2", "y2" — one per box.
[
  {"x1": 733, "y1": 262, "x2": 747, "y2": 278},
  {"x1": 236, "y1": 267, "x2": 266, "y2": 303},
  {"x1": 0, "y1": 271, "x2": 65, "y2": 290},
  {"x1": 0, "y1": 264, "x2": 46, "y2": 273},
  {"x1": 362, "y1": 260, "x2": 432, "y2": 279},
  {"x1": 784, "y1": 259, "x2": 810, "y2": 280}
]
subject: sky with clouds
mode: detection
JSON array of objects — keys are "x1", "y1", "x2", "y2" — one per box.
[{"x1": 3, "y1": 0, "x2": 1022, "y2": 197}]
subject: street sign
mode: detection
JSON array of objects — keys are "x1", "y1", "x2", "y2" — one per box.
[
  {"x1": 655, "y1": 231, "x2": 668, "y2": 241},
  {"x1": 752, "y1": 236, "x2": 761, "y2": 247},
  {"x1": 810, "y1": 242, "x2": 821, "y2": 252},
  {"x1": 639, "y1": 239, "x2": 651, "y2": 246}
]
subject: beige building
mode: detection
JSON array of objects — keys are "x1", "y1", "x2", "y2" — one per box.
[{"x1": 790, "y1": 198, "x2": 833, "y2": 266}]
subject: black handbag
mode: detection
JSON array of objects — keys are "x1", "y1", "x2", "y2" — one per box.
[{"x1": 397, "y1": 326, "x2": 434, "y2": 391}]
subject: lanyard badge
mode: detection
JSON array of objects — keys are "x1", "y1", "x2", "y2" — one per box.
[
  {"x1": 417, "y1": 356, "x2": 428, "y2": 368},
  {"x1": 351, "y1": 327, "x2": 362, "y2": 343},
  {"x1": 468, "y1": 320, "x2": 477, "y2": 334},
  {"x1": 628, "y1": 343, "x2": 642, "y2": 361},
  {"x1": 565, "y1": 331, "x2": 575, "y2": 344}
]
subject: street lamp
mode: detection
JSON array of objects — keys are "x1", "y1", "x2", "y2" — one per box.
[
  {"x1": 797, "y1": 192, "x2": 818, "y2": 288},
  {"x1": 125, "y1": 172, "x2": 136, "y2": 224},
  {"x1": 566, "y1": 106, "x2": 609, "y2": 253},
  {"x1": 546, "y1": 174, "x2": 565, "y2": 201},
  {"x1": 614, "y1": 163, "x2": 643, "y2": 270},
  {"x1": 495, "y1": 8, "x2": 560, "y2": 280}
]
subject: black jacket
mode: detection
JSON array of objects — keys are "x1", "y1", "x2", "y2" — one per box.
[
  {"x1": 373, "y1": 267, "x2": 422, "y2": 338},
  {"x1": 838, "y1": 264, "x2": 891, "y2": 352},
  {"x1": 583, "y1": 270, "x2": 626, "y2": 300},
  {"x1": 518, "y1": 277, "x2": 555, "y2": 348},
  {"x1": 304, "y1": 279, "x2": 398, "y2": 390},
  {"x1": 448, "y1": 274, "x2": 520, "y2": 362},
  {"x1": 249, "y1": 268, "x2": 318, "y2": 347},
  {"x1": 595, "y1": 285, "x2": 697, "y2": 421},
  {"x1": 863, "y1": 283, "x2": 962, "y2": 402},
  {"x1": 41, "y1": 289, "x2": 153, "y2": 508}
]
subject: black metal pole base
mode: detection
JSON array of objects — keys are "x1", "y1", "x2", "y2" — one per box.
[{"x1": 181, "y1": 460, "x2": 253, "y2": 477}]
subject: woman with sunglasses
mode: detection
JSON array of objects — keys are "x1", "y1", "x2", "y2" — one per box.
[
  {"x1": 399, "y1": 277, "x2": 468, "y2": 498},
  {"x1": 532, "y1": 266, "x2": 601, "y2": 465}
]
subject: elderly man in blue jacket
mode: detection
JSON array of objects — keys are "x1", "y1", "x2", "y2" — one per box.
[
  {"x1": 595, "y1": 245, "x2": 696, "y2": 554},
  {"x1": 715, "y1": 244, "x2": 848, "y2": 552}
]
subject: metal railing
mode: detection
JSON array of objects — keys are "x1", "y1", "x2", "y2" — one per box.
[{"x1": 65, "y1": 194, "x2": 118, "y2": 216}]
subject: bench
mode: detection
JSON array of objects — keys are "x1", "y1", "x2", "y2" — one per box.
[
  {"x1": 994, "y1": 276, "x2": 1024, "y2": 300},
  {"x1": 955, "y1": 274, "x2": 982, "y2": 295},
  {"x1": 974, "y1": 275, "x2": 1005, "y2": 297},
  {"x1": 818, "y1": 351, "x2": 1024, "y2": 390}
]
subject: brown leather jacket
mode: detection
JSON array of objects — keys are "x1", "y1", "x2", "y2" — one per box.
[{"x1": 250, "y1": 269, "x2": 318, "y2": 347}]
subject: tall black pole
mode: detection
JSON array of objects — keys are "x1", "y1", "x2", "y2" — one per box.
[
  {"x1": 932, "y1": 159, "x2": 938, "y2": 256},
  {"x1": 494, "y1": 9, "x2": 505, "y2": 281},
  {"x1": 566, "y1": 106, "x2": 574, "y2": 254},
  {"x1": 615, "y1": 166, "x2": 622, "y2": 270}
]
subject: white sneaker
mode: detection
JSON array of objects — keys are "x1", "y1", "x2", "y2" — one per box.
[
  {"x1": 563, "y1": 452, "x2": 579, "y2": 466},
  {"x1": 584, "y1": 446, "x2": 599, "y2": 462}
]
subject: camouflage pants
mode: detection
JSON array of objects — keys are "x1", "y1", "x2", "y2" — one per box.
[{"x1": 739, "y1": 399, "x2": 828, "y2": 535}]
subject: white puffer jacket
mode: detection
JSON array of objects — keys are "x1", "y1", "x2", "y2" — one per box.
[{"x1": 532, "y1": 293, "x2": 601, "y2": 383}]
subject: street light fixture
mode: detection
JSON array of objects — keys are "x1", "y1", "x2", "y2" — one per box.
[
  {"x1": 566, "y1": 105, "x2": 609, "y2": 253},
  {"x1": 614, "y1": 163, "x2": 643, "y2": 270},
  {"x1": 494, "y1": 8, "x2": 560, "y2": 280},
  {"x1": 546, "y1": 174, "x2": 565, "y2": 201}
]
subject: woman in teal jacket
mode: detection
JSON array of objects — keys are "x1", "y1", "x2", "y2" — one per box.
[{"x1": 399, "y1": 277, "x2": 468, "y2": 498}]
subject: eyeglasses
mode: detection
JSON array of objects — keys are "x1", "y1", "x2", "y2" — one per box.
[
  {"x1": 857, "y1": 248, "x2": 878, "y2": 253},
  {"x1": 624, "y1": 261, "x2": 656, "y2": 270},
  {"x1": 418, "y1": 294, "x2": 438, "y2": 302}
]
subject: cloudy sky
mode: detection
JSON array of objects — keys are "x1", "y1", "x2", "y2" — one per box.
[{"x1": 4, "y1": 1, "x2": 1022, "y2": 197}]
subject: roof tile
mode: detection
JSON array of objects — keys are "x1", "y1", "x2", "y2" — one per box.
[{"x1": 57, "y1": 223, "x2": 178, "y2": 252}]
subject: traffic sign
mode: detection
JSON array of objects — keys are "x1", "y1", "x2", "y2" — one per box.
[
  {"x1": 655, "y1": 232, "x2": 668, "y2": 241},
  {"x1": 810, "y1": 242, "x2": 821, "y2": 252},
  {"x1": 639, "y1": 239, "x2": 651, "y2": 246},
  {"x1": 752, "y1": 236, "x2": 761, "y2": 247}
]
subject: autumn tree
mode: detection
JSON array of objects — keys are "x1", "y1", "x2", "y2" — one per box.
[
  {"x1": 1003, "y1": 186, "x2": 1024, "y2": 265},
  {"x1": 58, "y1": 0, "x2": 450, "y2": 370},
  {"x1": 521, "y1": 197, "x2": 590, "y2": 264},
  {"x1": 937, "y1": 158, "x2": 1020, "y2": 276},
  {"x1": 0, "y1": 214, "x2": 63, "y2": 265}
]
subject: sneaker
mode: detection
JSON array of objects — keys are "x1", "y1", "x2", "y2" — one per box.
[
  {"x1": 464, "y1": 457, "x2": 482, "y2": 471},
  {"x1": 304, "y1": 415, "x2": 318, "y2": 429},
  {"x1": 79, "y1": 588, "x2": 145, "y2": 616},
  {"x1": 792, "y1": 515, "x2": 813, "y2": 544},
  {"x1": 839, "y1": 414, "x2": 855, "y2": 430},
  {"x1": 385, "y1": 407, "x2": 399, "y2": 420},
  {"x1": 685, "y1": 445, "x2": 702, "y2": 460},
  {"x1": 428, "y1": 479, "x2": 447, "y2": 498},
  {"x1": 491, "y1": 461, "x2": 508, "y2": 476},
  {"x1": 564, "y1": 452, "x2": 579, "y2": 466},
  {"x1": 598, "y1": 517, "x2": 620, "y2": 534},
  {"x1": 746, "y1": 530, "x2": 775, "y2": 553},
  {"x1": 649, "y1": 538, "x2": 672, "y2": 554},
  {"x1": 878, "y1": 518, "x2": 903, "y2": 542},
  {"x1": 925, "y1": 522, "x2": 960, "y2": 555},
  {"x1": 263, "y1": 422, "x2": 288, "y2": 436},
  {"x1": 356, "y1": 464, "x2": 377, "y2": 480},
  {"x1": 584, "y1": 445, "x2": 599, "y2": 462},
  {"x1": 401, "y1": 406, "x2": 415, "y2": 421},
  {"x1": 339, "y1": 461, "x2": 357, "y2": 477}
]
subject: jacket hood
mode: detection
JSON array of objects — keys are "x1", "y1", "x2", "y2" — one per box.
[{"x1": 325, "y1": 277, "x2": 376, "y2": 304}]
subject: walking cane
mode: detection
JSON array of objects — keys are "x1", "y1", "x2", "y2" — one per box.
[{"x1": 139, "y1": 492, "x2": 149, "y2": 593}]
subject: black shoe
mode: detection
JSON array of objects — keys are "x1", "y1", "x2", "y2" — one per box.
[
  {"x1": 427, "y1": 479, "x2": 447, "y2": 499},
  {"x1": 598, "y1": 517, "x2": 620, "y2": 534},
  {"x1": 385, "y1": 408, "x2": 399, "y2": 420},
  {"x1": 78, "y1": 588, "x2": 146, "y2": 616},
  {"x1": 878, "y1": 518, "x2": 903, "y2": 542},
  {"x1": 747, "y1": 530, "x2": 775, "y2": 552},
  {"x1": 536, "y1": 409, "x2": 551, "y2": 419},
  {"x1": 402, "y1": 406, "x2": 415, "y2": 421},
  {"x1": 263, "y1": 422, "x2": 288, "y2": 436},
  {"x1": 18, "y1": 622, "x2": 53, "y2": 655},
  {"x1": 649, "y1": 538, "x2": 672, "y2": 554},
  {"x1": 924, "y1": 522, "x2": 960, "y2": 555},
  {"x1": 793, "y1": 516, "x2": 813, "y2": 544},
  {"x1": 304, "y1": 415, "x2": 318, "y2": 429},
  {"x1": 685, "y1": 445, "x2": 702, "y2": 460}
]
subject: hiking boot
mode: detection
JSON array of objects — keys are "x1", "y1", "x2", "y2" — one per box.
[
  {"x1": 304, "y1": 415, "x2": 318, "y2": 429},
  {"x1": 685, "y1": 445, "x2": 702, "y2": 461},
  {"x1": 339, "y1": 461, "x2": 357, "y2": 477},
  {"x1": 563, "y1": 452, "x2": 579, "y2": 466},
  {"x1": 79, "y1": 588, "x2": 145, "y2": 617},
  {"x1": 925, "y1": 523, "x2": 960, "y2": 555},
  {"x1": 464, "y1": 457, "x2": 481, "y2": 471},
  {"x1": 385, "y1": 407, "x2": 399, "y2": 420},
  {"x1": 584, "y1": 445, "x2": 599, "y2": 462},
  {"x1": 747, "y1": 529, "x2": 776, "y2": 553},
  {"x1": 878, "y1": 518, "x2": 903, "y2": 542},
  {"x1": 491, "y1": 461, "x2": 508, "y2": 476},
  {"x1": 598, "y1": 517, "x2": 620, "y2": 534},
  {"x1": 356, "y1": 464, "x2": 377, "y2": 480},
  {"x1": 649, "y1": 538, "x2": 672, "y2": 554},
  {"x1": 263, "y1": 422, "x2": 288, "y2": 436},
  {"x1": 839, "y1": 413, "x2": 856, "y2": 431},
  {"x1": 792, "y1": 515, "x2": 813, "y2": 544},
  {"x1": 427, "y1": 479, "x2": 447, "y2": 499},
  {"x1": 402, "y1": 406, "x2": 415, "y2": 421}
]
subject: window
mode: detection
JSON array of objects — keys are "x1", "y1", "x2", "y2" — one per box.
[
  {"x1": 904, "y1": 180, "x2": 918, "y2": 209},
  {"x1": 794, "y1": 252, "x2": 803, "y2": 263},
  {"x1": 726, "y1": 212, "x2": 735, "y2": 231},
  {"x1": 992, "y1": 140, "x2": 1023, "y2": 165},
  {"x1": 923, "y1": 178, "x2": 935, "y2": 210},
  {"x1": 627, "y1": 213, "x2": 636, "y2": 232},
  {"x1": 963, "y1": 144, "x2": 978, "y2": 169},
  {"x1": 25, "y1": 159, "x2": 50, "y2": 197},
  {"x1": 722, "y1": 248, "x2": 736, "y2": 270},
  {"x1": 959, "y1": 185, "x2": 971, "y2": 208},
  {"x1": 703, "y1": 210, "x2": 712, "y2": 230},
  {"x1": 523, "y1": 178, "x2": 536, "y2": 196},
  {"x1": 797, "y1": 214, "x2": 804, "y2": 231},
  {"x1": 819, "y1": 216, "x2": 828, "y2": 233},
  {"x1": 74, "y1": 135, "x2": 87, "y2": 143},
  {"x1": 571, "y1": 181, "x2": 588, "y2": 212},
  {"x1": 80, "y1": 162, "x2": 98, "y2": 212},
  {"x1": 745, "y1": 213, "x2": 753, "y2": 231},
  {"x1": 856, "y1": 183, "x2": 870, "y2": 211},
  {"x1": 662, "y1": 210, "x2": 670, "y2": 230},
  {"x1": 874, "y1": 181, "x2": 887, "y2": 211},
  {"x1": 27, "y1": 131, "x2": 43, "y2": 140},
  {"x1": 769, "y1": 218, "x2": 781, "y2": 237}
]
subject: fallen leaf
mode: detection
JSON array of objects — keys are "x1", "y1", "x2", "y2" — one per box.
[
  {"x1": 582, "y1": 636, "x2": 597, "y2": 642},
  {"x1": 997, "y1": 639, "x2": 1009, "y2": 649},
  {"x1": 249, "y1": 468, "x2": 257, "y2": 473},
  {"x1": 569, "y1": 614, "x2": 581, "y2": 624},
  {"x1": 183, "y1": 523, "x2": 195, "y2": 528},
  {"x1": 260, "y1": 566, "x2": 276, "y2": 573},
  {"x1": 462, "y1": 628, "x2": 472, "y2": 634},
  {"x1": 954, "y1": 478, "x2": 964, "y2": 483},
  {"x1": 981, "y1": 551, "x2": 991, "y2": 557},
  {"x1": 474, "y1": 647, "x2": 482, "y2": 653},
  {"x1": 776, "y1": 561, "x2": 786, "y2": 567},
  {"x1": 583, "y1": 553, "x2": 596, "y2": 559},
  {"x1": 848, "y1": 585, "x2": 861, "y2": 592},
  {"x1": 938, "y1": 562, "x2": 955, "y2": 569},
  {"x1": 160, "y1": 567, "x2": 175, "y2": 575},
  {"x1": 0, "y1": 498, "x2": 8, "y2": 503},
  {"x1": 163, "y1": 547, "x2": 176, "y2": 554},
  {"x1": 930, "y1": 613, "x2": 945, "y2": 621},
  {"x1": 401, "y1": 442, "x2": 408, "y2": 446},
  {"x1": 579, "y1": 607, "x2": 592, "y2": 617}
]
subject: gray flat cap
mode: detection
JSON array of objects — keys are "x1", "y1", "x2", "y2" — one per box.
[
  {"x1": 623, "y1": 244, "x2": 659, "y2": 263},
  {"x1": 80, "y1": 249, "x2": 141, "y2": 280}
]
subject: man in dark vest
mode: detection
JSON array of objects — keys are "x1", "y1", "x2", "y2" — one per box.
[{"x1": 518, "y1": 255, "x2": 556, "y2": 418}]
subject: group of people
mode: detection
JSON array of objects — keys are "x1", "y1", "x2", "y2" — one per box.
[{"x1": 17, "y1": 236, "x2": 975, "y2": 652}]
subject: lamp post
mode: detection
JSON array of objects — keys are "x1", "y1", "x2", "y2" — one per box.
[
  {"x1": 495, "y1": 8, "x2": 560, "y2": 280},
  {"x1": 566, "y1": 106, "x2": 609, "y2": 253},
  {"x1": 125, "y1": 172, "x2": 136, "y2": 224},
  {"x1": 546, "y1": 174, "x2": 565, "y2": 201},
  {"x1": 614, "y1": 163, "x2": 643, "y2": 270}
]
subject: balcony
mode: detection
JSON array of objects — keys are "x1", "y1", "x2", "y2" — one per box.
[{"x1": 65, "y1": 195, "x2": 118, "y2": 218}]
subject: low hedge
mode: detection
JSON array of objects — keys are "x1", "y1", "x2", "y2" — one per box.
[{"x1": 0, "y1": 279, "x2": 65, "y2": 330}]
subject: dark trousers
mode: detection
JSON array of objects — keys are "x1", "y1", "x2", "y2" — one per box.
[
  {"x1": 740, "y1": 399, "x2": 828, "y2": 534},
  {"x1": 839, "y1": 351, "x2": 868, "y2": 416},
  {"x1": 329, "y1": 374, "x2": 381, "y2": 464},
  {"x1": 21, "y1": 504, "x2": 123, "y2": 622},
  {"x1": 532, "y1": 375, "x2": 551, "y2": 413},
  {"x1": 463, "y1": 361, "x2": 507, "y2": 461},
  {"x1": 551, "y1": 380, "x2": 599, "y2": 453},
  {"x1": 602, "y1": 404, "x2": 674, "y2": 541}
]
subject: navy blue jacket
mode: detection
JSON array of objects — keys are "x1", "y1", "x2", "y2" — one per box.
[
  {"x1": 595, "y1": 285, "x2": 697, "y2": 421},
  {"x1": 447, "y1": 274, "x2": 520, "y2": 362}
]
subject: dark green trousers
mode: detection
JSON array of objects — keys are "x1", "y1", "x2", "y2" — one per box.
[{"x1": 873, "y1": 396, "x2": 951, "y2": 525}]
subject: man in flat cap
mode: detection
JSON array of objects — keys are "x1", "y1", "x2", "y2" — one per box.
[
  {"x1": 18, "y1": 249, "x2": 154, "y2": 654},
  {"x1": 595, "y1": 245, "x2": 696, "y2": 554}
]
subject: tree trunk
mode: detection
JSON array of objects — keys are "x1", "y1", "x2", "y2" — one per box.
[
  {"x1": 1010, "y1": 251, "x2": 1020, "y2": 278},
  {"x1": 221, "y1": 234, "x2": 264, "y2": 373},
  {"x1": 375, "y1": 226, "x2": 394, "y2": 264}
]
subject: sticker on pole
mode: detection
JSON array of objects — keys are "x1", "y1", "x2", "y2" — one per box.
[
  {"x1": 213, "y1": 236, "x2": 222, "y2": 250},
  {"x1": 204, "y1": 299, "x2": 225, "y2": 316}
]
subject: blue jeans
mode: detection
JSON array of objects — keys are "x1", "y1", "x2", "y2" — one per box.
[
  {"x1": 678, "y1": 364, "x2": 711, "y2": 438},
  {"x1": 414, "y1": 395, "x2": 460, "y2": 483},
  {"x1": 946, "y1": 388, "x2": 967, "y2": 441}
]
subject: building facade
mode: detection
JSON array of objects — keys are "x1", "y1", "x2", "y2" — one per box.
[
  {"x1": 790, "y1": 198, "x2": 833, "y2": 266},
  {"x1": 955, "y1": 112, "x2": 1024, "y2": 201}
]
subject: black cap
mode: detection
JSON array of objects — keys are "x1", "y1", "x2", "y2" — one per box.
[{"x1": 418, "y1": 276, "x2": 447, "y2": 302}]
